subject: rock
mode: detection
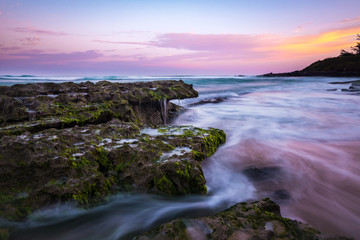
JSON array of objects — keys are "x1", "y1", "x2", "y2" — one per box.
[
  {"x1": 349, "y1": 81, "x2": 360, "y2": 92},
  {"x1": 0, "y1": 120, "x2": 226, "y2": 221},
  {"x1": 0, "y1": 80, "x2": 227, "y2": 223},
  {"x1": 329, "y1": 80, "x2": 360, "y2": 84},
  {"x1": 272, "y1": 189, "x2": 291, "y2": 201},
  {"x1": 189, "y1": 97, "x2": 227, "y2": 106},
  {"x1": 242, "y1": 166, "x2": 282, "y2": 182},
  {"x1": 136, "y1": 198, "x2": 351, "y2": 240},
  {"x1": 0, "y1": 80, "x2": 198, "y2": 136},
  {"x1": 330, "y1": 80, "x2": 360, "y2": 92}
]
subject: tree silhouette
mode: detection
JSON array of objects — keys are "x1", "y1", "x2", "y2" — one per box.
[
  {"x1": 340, "y1": 33, "x2": 360, "y2": 56},
  {"x1": 350, "y1": 34, "x2": 360, "y2": 55}
]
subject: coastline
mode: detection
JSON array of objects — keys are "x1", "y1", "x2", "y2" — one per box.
[{"x1": 0, "y1": 80, "x2": 355, "y2": 239}]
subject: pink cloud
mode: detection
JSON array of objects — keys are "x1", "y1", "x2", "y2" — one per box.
[
  {"x1": 3, "y1": 50, "x2": 102, "y2": 64},
  {"x1": 340, "y1": 16, "x2": 360, "y2": 24},
  {"x1": 95, "y1": 33, "x2": 274, "y2": 52},
  {"x1": 2, "y1": 24, "x2": 359, "y2": 75},
  {"x1": 21, "y1": 36, "x2": 41, "y2": 45},
  {"x1": 93, "y1": 40, "x2": 153, "y2": 46},
  {"x1": 0, "y1": 46, "x2": 21, "y2": 51},
  {"x1": 153, "y1": 33, "x2": 271, "y2": 51},
  {"x1": 9, "y1": 27, "x2": 68, "y2": 36}
]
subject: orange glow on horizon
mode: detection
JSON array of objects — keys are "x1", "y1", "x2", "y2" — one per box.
[{"x1": 279, "y1": 27, "x2": 360, "y2": 55}]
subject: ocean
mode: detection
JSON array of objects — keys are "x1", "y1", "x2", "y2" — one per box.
[{"x1": 1, "y1": 75, "x2": 360, "y2": 239}]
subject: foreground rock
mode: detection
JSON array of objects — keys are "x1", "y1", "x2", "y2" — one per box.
[
  {"x1": 0, "y1": 120, "x2": 225, "y2": 222},
  {"x1": 0, "y1": 80, "x2": 227, "y2": 223},
  {"x1": 136, "y1": 198, "x2": 352, "y2": 240}
]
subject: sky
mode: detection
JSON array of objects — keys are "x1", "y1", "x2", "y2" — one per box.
[{"x1": 0, "y1": 0, "x2": 360, "y2": 76}]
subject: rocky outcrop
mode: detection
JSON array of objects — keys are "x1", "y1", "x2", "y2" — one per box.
[
  {"x1": 342, "y1": 80, "x2": 360, "y2": 92},
  {"x1": 327, "y1": 80, "x2": 360, "y2": 92},
  {"x1": 0, "y1": 80, "x2": 197, "y2": 136},
  {"x1": 0, "y1": 120, "x2": 225, "y2": 221},
  {"x1": 0, "y1": 80, "x2": 226, "y2": 223},
  {"x1": 136, "y1": 198, "x2": 352, "y2": 240}
]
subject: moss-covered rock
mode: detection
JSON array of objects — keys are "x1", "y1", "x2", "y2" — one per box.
[
  {"x1": 0, "y1": 120, "x2": 225, "y2": 221},
  {"x1": 136, "y1": 198, "x2": 352, "y2": 240},
  {"x1": 0, "y1": 80, "x2": 227, "y2": 239},
  {"x1": 0, "y1": 80, "x2": 197, "y2": 136}
]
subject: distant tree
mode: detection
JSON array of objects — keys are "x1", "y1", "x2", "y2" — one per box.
[
  {"x1": 340, "y1": 49, "x2": 353, "y2": 56},
  {"x1": 339, "y1": 34, "x2": 360, "y2": 56},
  {"x1": 350, "y1": 34, "x2": 360, "y2": 55}
]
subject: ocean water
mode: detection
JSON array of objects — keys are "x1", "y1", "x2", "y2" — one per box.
[{"x1": 1, "y1": 75, "x2": 360, "y2": 239}]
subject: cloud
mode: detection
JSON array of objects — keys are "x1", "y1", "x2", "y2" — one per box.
[
  {"x1": 0, "y1": 11, "x2": 3, "y2": 16},
  {"x1": 295, "y1": 22, "x2": 312, "y2": 32},
  {"x1": 9, "y1": 27, "x2": 68, "y2": 36},
  {"x1": 2, "y1": 25, "x2": 360, "y2": 75},
  {"x1": 4, "y1": 50, "x2": 102, "y2": 64},
  {"x1": 340, "y1": 16, "x2": 360, "y2": 24},
  {"x1": 0, "y1": 46, "x2": 22, "y2": 51},
  {"x1": 279, "y1": 26, "x2": 360, "y2": 55},
  {"x1": 21, "y1": 36, "x2": 41, "y2": 45},
  {"x1": 95, "y1": 33, "x2": 274, "y2": 52},
  {"x1": 94, "y1": 40, "x2": 153, "y2": 46}
]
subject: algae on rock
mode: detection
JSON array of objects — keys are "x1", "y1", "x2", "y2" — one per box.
[
  {"x1": 136, "y1": 198, "x2": 352, "y2": 240},
  {"x1": 0, "y1": 80, "x2": 226, "y2": 223}
]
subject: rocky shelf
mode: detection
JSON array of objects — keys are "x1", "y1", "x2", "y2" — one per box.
[{"x1": 0, "y1": 80, "x2": 198, "y2": 136}]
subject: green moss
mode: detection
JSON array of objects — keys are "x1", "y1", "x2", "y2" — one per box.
[
  {"x1": 95, "y1": 147, "x2": 112, "y2": 173},
  {"x1": 72, "y1": 182, "x2": 98, "y2": 205},
  {"x1": 191, "y1": 150, "x2": 204, "y2": 161},
  {"x1": 203, "y1": 129, "x2": 226, "y2": 158},
  {"x1": 154, "y1": 175, "x2": 176, "y2": 195},
  {"x1": 176, "y1": 162, "x2": 191, "y2": 181},
  {"x1": 0, "y1": 194, "x2": 13, "y2": 205},
  {"x1": 0, "y1": 228, "x2": 9, "y2": 240}
]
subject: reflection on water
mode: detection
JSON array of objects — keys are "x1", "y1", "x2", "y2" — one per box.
[{"x1": 3, "y1": 76, "x2": 360, "y2": 239}]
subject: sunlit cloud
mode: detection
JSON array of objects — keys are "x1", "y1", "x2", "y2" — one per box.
[
  {"x1": 2, "y1": 23, "x2": 360, "y2": 74},
  {"x1": 279, "y1": 27, "x2": 360, "y2": 55}
]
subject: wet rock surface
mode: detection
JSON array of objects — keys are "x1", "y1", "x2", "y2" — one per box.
[{"x1": 136, "y1": 198, "x2": 351, "y2": 240}]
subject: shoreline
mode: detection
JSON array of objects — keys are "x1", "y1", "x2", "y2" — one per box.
[{"x1": 0, "y1": 80, "x2": 353, "y2": 239}]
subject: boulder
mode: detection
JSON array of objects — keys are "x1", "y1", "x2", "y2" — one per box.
[{"x1": 136, "y1": 198, "x2": 352, "y2": 240}]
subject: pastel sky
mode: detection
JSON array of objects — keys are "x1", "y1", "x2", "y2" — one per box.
[{"x1": 0, "y1": 0, "x2": 360, "y2": 75}]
